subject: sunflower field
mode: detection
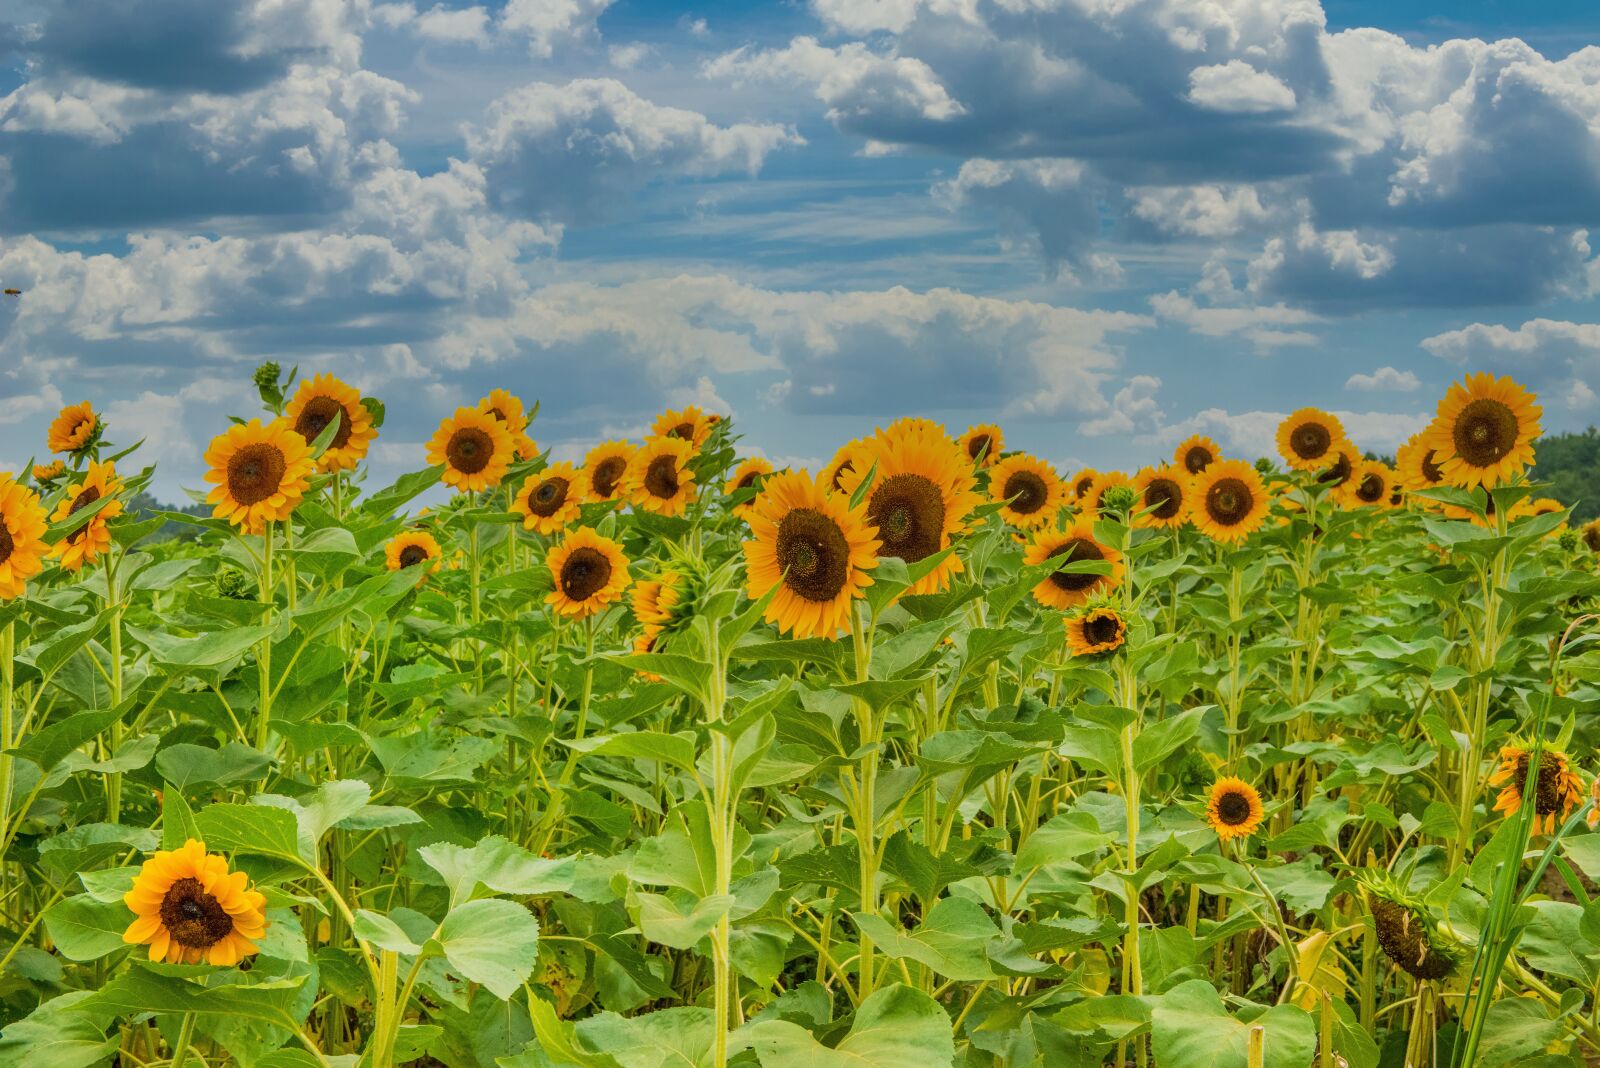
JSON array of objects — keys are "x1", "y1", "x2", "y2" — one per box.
[{"x1": 2, "y1": 367, "x2": 1599, "y2": 1068}]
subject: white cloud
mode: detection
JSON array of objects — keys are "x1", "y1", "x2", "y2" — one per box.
[
  {"x1": 608, "y1": 43, "x2": 651, "y2": 70},
  {"x1": 499, "y1": 0, "x2": 616, "y2": 57},
  {"x1": 703, "y1": 38, "x2": 965, "y2": 124},
  {"x1": 1421, "y1": 318, "x2": 1600, "y2": 410},
  {"x1": 1345, "y1": 366, "x2": 1420, "y2": 392},
  {"x1": 1149, "y1": 290, "x2": 1322, "y2": 350},
  {"x1": 1186, "y1": 61, "x2": 1297, "y2": 114}
]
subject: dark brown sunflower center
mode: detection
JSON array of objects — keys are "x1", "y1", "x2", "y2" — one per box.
[
  {"x1": 560, "y1": 546, "x2": 613, "y2": 601},
  {"x1": 398, "y1": 544, "x2": 429, "y2": 568},
  {"x1": 1356, "y1": 473, "x2": 1385, "y2": 503},
  {"x1": 294, "y1": 397, "x2": 352, "y2": 451},
  {"x1": 735, "y1": 471, "x2": 763, "y2": 492},
  {"x1": 1421, "y1": 449, "x2": 1444, "y2": 483},
  {"x1": 669, "y1": 422, "x2": 696, "y2": 441},
  {"x1": 227, "y1": 442, "x2": 288, "y2": 506},
  {"x1": 776, "y1": 506, "x2": 851, "y2": 602},
  {"x1": 1074, "y1": 477, "x2": 1095, "y2": 498},
  {"x1": 1083, "y1": 612, "x2": 1123, "y2": 647},
  {"x1": 447, "y1": 428, "x2": 494, "y2": 475},
  {"x1": 66, "y1": 486, "x2": 101, "y2": 544},
  {"x1": 487, "y1": 407, "x2": 508, "y2": 423},
  {"x1": 1003, "y1": 471, "x2": 1048, "y2": 515},
  {"x1": 1183, "y1": 447, "x2": 1212, "y2": 474},
  {"x1": 1216, "y1": 790, "x2": 1251, "y2": 825},
  {"x1": 830, "y1": 460, "x2": 854, "y2": 493},
  {"x1": 643, "y1": 455, "x2": 680, "y2": 499},
  {"x1": 1317, "y1": 453, "x2": 1351, "y2": 487},
  {"x1": 1205, "y1": 477, "x2": 1254, "y2": 525},
  {"x1": 70, "y1": 419, "x2": 92, "y2": 441},
  {"x1": 527, "y1": 477, "x2": 570, "y2": 517},
  {"x1": 1517, "y1": 753, "x2": 1568, "y2": 816},
  {"x1": 1453, "y1": 399, "x2": 1518, "y2": 467},
  {"x1": 1047, "y1": 538, "x2": 1104, "y2": 592},
  {"x1": 1585, "y1": 525, "x2": 1600, "y2": 552},
  {"x1": 1144, "y1": 478, "x2": 1183, "y2": 520},
  {"x1": 1291, "y1": 422, "x2": 1332, "y2": 461},
  {"x1": 1371, "y1": 898, "x2": 1450, "y2": 980},
  {"x1": 158, "y1": 877, "x2": 234, "y2": 949},
  {"x1": 966, "y1": 434, "x2": 992, "y2": 461},
  {"x1": 592, "y1": 456, "x2": 626, "y2": 498},
  {"x1": 0, "y1": 521, "x2": 13, "y2": 566},
  {"x1": 868, "y1": 474, "x2": 946, "y2": 563}
]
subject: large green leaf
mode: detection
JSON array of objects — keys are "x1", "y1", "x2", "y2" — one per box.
[
  {"x1": 743, "y1": 984, "x2": 955, "y2": 1067},
  {"x1": 1148, "y1": 980, "x2": 1315, "y2": 1068},
  {"x1": 435, "y1": 899, "x2": 541, "y2": 1000}
]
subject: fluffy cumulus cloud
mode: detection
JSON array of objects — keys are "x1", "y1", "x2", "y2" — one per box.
[
  {"x1": 1346, "y1": 366, "x2": 1420, "y2": 392},
  {"x1": 1422, "y1": 319, "x2": 1600, "y2": 411}
]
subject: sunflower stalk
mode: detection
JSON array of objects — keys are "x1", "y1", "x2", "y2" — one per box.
[{"x1": 254, "y1": 522, "x2": 276, "y2": 753}]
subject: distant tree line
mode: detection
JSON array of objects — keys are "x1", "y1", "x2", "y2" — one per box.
[
  {"x1": 126, "y1": 490, "x2": 211, "y2": 542},
  {"x1": 1531, "y1": 427, "x2": 1600, "y2": 522}
]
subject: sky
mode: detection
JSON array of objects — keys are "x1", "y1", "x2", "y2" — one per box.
[{"x1": 2, "y1": 0, "x2": 1600, "y2": 500}]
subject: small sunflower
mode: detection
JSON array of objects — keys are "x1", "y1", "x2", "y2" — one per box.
[
  {"x1": 1489, "y1": 745, "x2": 1584, "y2": 834},
  {"x1": 651, "y1": 405, "x2": 717, "y2": 449},
  {"x1": 631, "y1": 632, "x2": 664, "y2": 683},
  {"x1": 1355, "y1": 871, "x2": 1462, "y2": 981},
  {"x1": 49, "y1": 460, "x2": 124, "y2": 572},
  {"x1": 627, "y1": 436, "x2": 697, "y2": 517},
  {"x1": 1581, "y1": 518, "x2": 1600, "y2": 553},
  {"x1": 958, "y1": 424, "x2": 1004, "y2": 467},
  {"x1": 478, "y1": 389, "x2": 539, "y2": 460},
  {"x1": 427, "y1": 407, "x2": 514, "y2": 493},
  {"x1": 745, "y1": 470, "x2": 880, "y2": 640},
  {"x1": 513, "y1": 462, "x2": 583, "y2": 535},
  {"x1": 285, "y1": 373, "x2": 377, "y2": 472},
  {"x1": 1421, "y1": 373, "x2": 1541, "y2": 489},
  {"x1": 47, "y1": 401, "x2": 99, "y2": 455},
  {"x1": 725, "y1": 458, "x2": 775, "y2": 520},
  {"x1": 1133, "y1": 465, "x2": 1188, "y2": 529},
  {"x1": 1080, "y1": 471, "x2": 1136, "y2": 517},
  {"x1": 823, "y1": 439, "x2": 869, "y2": 495},
  {"x1": 1206, "y1": 777, "x2": 1264, "y2": 841},
  {"x1": 1395, "y1": 433, "x2": 1447, "y2": 500},
  {"x1": 1067, "y1": 468, "x2": 1100, "y2": 504},
  {"x1": 1190, "y1": 459, "x2": 1269, "y2": 543},
  {"x1": 990, "y1": 453, "x2": 1063, "y2": 530},
  {"x1": 0, "y1": 474, "x2": 49, "y2": 600},
  {"x1": 1065, "y1": 606, "x2": 1127, "y2": 657},
  {"x1": 122, "y1": 839, "x2": 268, "y2": 966},
  {"x1": 632, "y1": 571, "x2": 688, "y2": 637},
  {"x1": 31, "y1": 460, "x2": 64, "y2": 484},
  {"x1": 582, "y1": 441, "x2": 634, "y2": 503},
  {"x1": 1173, "y1": 435, "x2": 1221, "y2": 475},
  {"x1": 1343, "y1": 461, "x2": 1397, "y2": 509},
  {"x1": 385, "y1": 530, "x2": 442, "y2": 578},
  {"x1": 1276, "y1": 408, "x2": 1347, "y2": 471},
  {"x1": 1313, "y1": 442, "x2": 1359, "y2": 497},
  {"x1": 546, "y1": 526, "x2": 630, "y2": 619},
  {"x1": 1024, "y1": 518, "x2": 1124, "y2": 610},
  {"x1": 203, "y1": 418, "x2": 316, "y2": 533},
  {"x1": 1529, "y1": 498, "x2": 1566, "y2": 532}
]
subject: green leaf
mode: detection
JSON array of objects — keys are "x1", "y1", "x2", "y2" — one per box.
[
  {"x1": 1133, "y1": 706, "x2": 1208, "y2": 773},
  {"x1": 635, "y1": 892, "x2": 734, "y2": 950},
  {"x1": 256, "y1": 779, "x2": 372, "y2": 861},
  {"x1": 853, "y1": 898, "x2": 998, "y2": 981},
  {"x1": 1015, "y1": 811, "x2": 1114, "y2": 872},
  {"x1": 1149, "y1": 980, "x2": 1315, "y2": 1068},
  {"x1": 563, "y1": 731, "x2": 698, "y2": 772},
  {"x1": 744, "y1": 984, "x2": 955, "y2": 1067},
  {"x1": 194, "y1": 803, "x2": 307, "y2": 865},
  {"x1": 43, "y1": 894, "x2": 131, "y2": 962},
  {"x1": 519, "y1": 997, "x2": 626, "y2": 1067},
  {"x1": 353, "y1": 909, "x2": 425, "y2": 955},
  {"x1": 126, "y1": 623, "x2": 274, "y2": 669},
  {"x1": 419, "y1": 836, "x2": 576, "y2": 908},
  {"x1": 0, "y1": 991, "x2": 119, "y2": 1068},
  {"x1": 161, "y1": 786, "x2": 202, "y2": 851},
  {"x1": 1477, "y1": 997, "x2": 1563, "y2": 1068},
  {"x1": 154, "y1": 742, "x2": 271, "y2": 791},
  {"x1": 72, "y1": 968, "x2": 309, "y2": 1033},
  {"x1": 435, "y1": 899, "x2": 541, "y2": 1000}
]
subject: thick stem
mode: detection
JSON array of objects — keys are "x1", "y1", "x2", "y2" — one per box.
[
  {"x1": 169, "y1": 1011, "x2": 198, "y2": 1068},
  {"x1": 255, "y1": 523, "x2": 276, "y2": 753}
]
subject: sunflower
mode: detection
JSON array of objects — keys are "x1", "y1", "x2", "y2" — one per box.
[
  {"x1": 631, "y1": 632, "x2": 664, "y2": 682},
  {"x1": 823, "y1": 439, "x2": 868, "y2": 495},
  {"x1": 1582, "y1": 518, "x2": 1600, "y2": 553},
  {"x1": 725, "y1": 458, "x2": 775, "y2": 520},
  {"x1": 121, "y1": 839, "x2": 268, "y2": 966},
  {"x1": 1206, "y1": 777, "x2": 1264, "y2": 841},
  {"x1": 203, "y1": 418, "x2": 316, "y2": 533},
  {"x1": 1133, "y1": 465, "x2": 1188, "y2": 529},
  {"x1": 1355, "y1": 871, "x2": 1462, "y2": 981},
  {"x1": 1190, "y1": 459, "x2": 1269, "y2": 543},
  {"x1": 1080, "y1": 471, "x2": 1135, "y2": 517},
  {"x1": 626, "y1": 436, "x2": 697, "y2": 517},
  {"x1": 513, "y1": 462, "x2": 583, "y2": 535},
  {"x1": 990, "y1": 453, "x2": 1063, "y2": 530},
  {"x1": 427, "y1": 408, "x2": 514, "y2": 493},
  {"x1": 1067, "y1": 468, "x2": 1100, "y2": 503},
  {"x1": 478, "y1": 388, "x2": 539, "y2": 460},
  {"x1": 652, "y1": 405, "x2": 717, "y2": 449},
  {"x1": 1065, "y1": 606, "x2": 1126, "y2": 657},
  {"x1": 47, "y1": 401, "x2": 98, "y2": 455},
  {"x1": 31, "y1": 460, "x2": 64, "y2": 484},
  {"x1": 958, "y1": 424, "x2": 1004, "y2": 467},
  {"x1": 0, "y1": 475, "x2": 49, "y2": 600},
  {"x1": 1173, "y1": 435, "x2": 1221, "y2": 475},
  {"x1": 1313, "y1": 442, "x2": 1359, "y2": 497},
  {"x1": 1395, "y1": 433, "x2": 1447, "y2": 501},
  {"x1": 1276, "y1": 408, "x2": 1347, "y2": 471},
  {"x1": 546, "y1": 526, "x2": 630, "y2": 619},
  {"x1": 385, "y1": 530, "x2": 442, "y2": 578},
  {"x1": 744, "y1": 470, "x2": 880, "y2": 640},
  {"x1": 49, "y1": 460, "x2": 124, "y2": 572},
  {"x1": 583, "y1": 441, "x2": 634, "y2": 503},
  {"x1": 632, "y1": 571, "x2": 686, "y2": 636},
  {"x1": 1489, "y1": 745, "x2": 1584, "y2": 834},
  {"x1": 835, "y1": 423, "x2": 980, "y2": 595},
  {"x1": 1343, "y1": 461, "x2": 1396, "y2": 509},
  {"x1": 1529, "y1": 498, "x2": 1566, "y2": 532},
  {"x1": 285, "y1": 373, "x2": 377, "y2": 472},
  {"x1": 1420, "y1": 373, "x2": 1542, "y2": 490},
  {"x1": 1024, "y1": 518, "x2": 1124, "y2": 610}
]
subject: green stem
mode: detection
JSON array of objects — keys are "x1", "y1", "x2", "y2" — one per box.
[
  {"x1": 169, "y1": 1011, "x2": 198, "y2": 1068},
  {"x1": 255, "y1": 523, "x2": 276, "y2": 753}
]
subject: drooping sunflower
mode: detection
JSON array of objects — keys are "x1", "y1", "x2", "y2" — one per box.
[
  {"x1": 203, "y1": 418, "x2": 316, "y2": 533},
  {"x1": 1395, "y1": 433, "x2": 1447, "y2": 500},
  {"x1": 990, "y1": 453, "x2": 1063, "y2": 530},
  {"x1": 49, "y1": 460, "x2": 124, "y2": 572},
  {"x1": 512, "y1": 462, "x2": 583, "y2": 535},
  {"x1": 1080, "y1": 470, "x2": 1136, "y2": 517},
  {"x1": 823, "y1": 439, "x2": 868, "y2": 495},
  {"x1": 1065, "y1": 606, "x2": 1127, "y2": 657},
  {"x1": 285, "y1": 373, "x2": 377, "y2": 472},
  {"x1": 122, "y1": 839, "x2": 268, "y2": 966},
  {"x1": 583, "y1": 441, "x2": 634, "y2": 503},
  {"x1": 1173, "y1": 435, "x2": 1221, "y2": 475},
  {"x1": 1133, "y1": 465, "x2": 1188, "y2": 529},
  {"x1": 47, "y1": 401, "x2": 99, "y2": 455},
  {"x1": 385, "y1": 530, "x2": 442, "y2": 578},
  {"x1": 744, "y1": 470, "x2": 880, "y2": 640},
  {"x1": 835, "y1": 423, "x2": 980, "y2": 595},
  {"x1": 0, "y1": 474, "x2": 49, "y2": 600},
  {"x1": 652, "y1": 405, "x2": 717, "y2": 449},
  {"x1": 1313, "y1": 442, "x2": 1359, "y2": 498},
  {"x1": 478, "y1": 388, "x2": 539, "y2": 460},
  {"x1": 546, "y1": 526, "x2": 630, "y2": 619},
  {"x1": 1355, "y1": 871, "x2": 1462, "y2": 981},
  {"x1": 632, "y1": 571, "x2": 687, "y2": 636},
  {"x1": 1489, "y1": 745, "x2": 1584, "y2": 834},
  {"x1": 1276, "y1": 408, "x2": 1347, "y2": 471},
  {"x1": 958, "y1": 424, "x2": 1004, "y2": 468},
  {"x1": 427, "y1": 407, "x2": 514, "y2": 493},
  {"x1": 626, "y1": 436, "x2": 697, "y2": 517},
  {"x1": 1024, "y1": 517, "x2": 1124, "y2": 610},
  {"x1": 1206, "y1": 777, "x2": 1264, "y2": 841},
  {"x1": 1190, "y1": 459, "x2": 1269, "y2": 543},
  {"x1": 1067, "y1": 468, "x2": 1100, "y2": 503},
  {"x1": 1421, "y1": 373, "x2": 1541, "y2": 490},
  {"x1": 725, "y1": 457, "x2": 775, "y2": 520},
  {"x1": 1343, "y1": 461, "x2": 1396, "y2": 509}
]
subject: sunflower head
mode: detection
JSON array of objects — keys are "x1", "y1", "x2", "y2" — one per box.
[
  {"x1": 1173, "y1": 435, "x2": 1221, "y2": 475},
  {"x1": 726, "y1": 457, "x2": 776, "y2": 520},
  {"x1": 122, "y1": 839, "x2": 268, "y2": 966},
  {"x1": 47, "y1": 401, "x2": 100, "y2": 456},
  {"x1": 1488, "y1": 744, "x2": 1584, "y2": 834},
  {"x1": 546, "y1": 526, "x2": 631, "y2": 619},
  {"x1": 958, "y1": 424, "x2": 1004, "y2": 468},
  {"x1": 1024, "y1": 517, "x2": 1124, "y2": 611},
  {"x1": 513, "y1": 461, "x2": 583, "y2": 535},
  {"x1": 477, "y1": 389, "x2": 539, "y2": 460},
  {"x1": 744, "y1": 470, "x2": 880, "y2": 640},
  {"x1": 990, "y1": 453, "x2": 1063, "y2": 530},
  {"x1": 286, "y1": 372, "x2": 378, "y2": 472},
  {"x1": 1353, "y1": 870, "x2": 1462, "y2": 982},
  {"x1": 31, "y1": 460, "x2": 64, "y2": 485},
  {"x1": 386, "y1": 530, "x2": 443, "y2": 581},
  {"x1": 1276, "y1": 408, "x2": 1347, "y2": 471},
  {"x1": 1395, "y1": 433, "x2": 1447, "y2": 502},
  {"x1": 583, "y1": 441, "x2": 635, "y2": 503},
  {"x1": 632, "y1": 568, "x2": 701, "y2": 639},
  {"x1": 1068, "y1": 468, "x2": 1101, "y2": 503},
  {"x1": 203, "y1": 418, "x2": 316, "y2": 533},
  {"x1": 1344, "y1": 461, "x2": 1396, "y2": 509},
  {"x1": 49, "y1": 459, "x2": 125, "y2": 572},
  {"x1": 1206, "y1": 777, "x2": 1264, "y2": 841},
  {"x1": 0, "y1": 474, "x2": 49, "y2": 600},
  {"x1": 1134, "y1": 465, "x2": 1188, "y2": 529},
  {"x1": 1190, "y1": 459, "x2": 1269, "y2": 544},
  {"x1": 1582, "y1": 518, "x2": 1600, "y2": 553},
  {"x1": 1080, "y1": 471, "x2": 1135, "y2": 518},
  {"x1": 427, "y1": 407, "x2": 515, "y2": 493},
  {"x1": 626, "y1": 436, "x2": 698, "y2": 516},
  {"x1": 1065, "y1": 604, "x2": 1127, "y2": 658},
  {"x1": 1421, "y1": 373, "x2": 1542, "y2": 489},
  {"x1": 823, "y1": 439, "x2": 869, "y2": 496},
  {"x1": 1312, "y1": 442, "x2": 1359, "y2": 497},
  {"x1": 651, "y1": 405, "x2": 718, "y2": 449}
]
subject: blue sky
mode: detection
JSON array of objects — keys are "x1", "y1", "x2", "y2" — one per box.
[{"x1": 2, "y1": 0, "x2": 1600, "y2": 499}]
